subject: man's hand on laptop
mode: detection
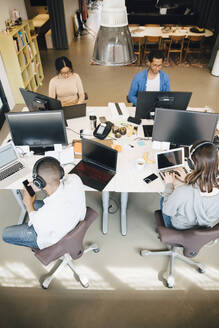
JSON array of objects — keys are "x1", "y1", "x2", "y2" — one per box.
[{"x1": 23, "y1": 188, "x2": 36, "y2": 213}]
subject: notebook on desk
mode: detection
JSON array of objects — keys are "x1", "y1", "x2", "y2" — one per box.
[
  {"x1": 69, "y1": 138, "x2": 117, "y2": 191},
  {"x1": 155, "y1": 147, "x2": 186, "y2": 178},
  {"x1": 0, "y1": 142, "x2": 30, "y2": 188}
]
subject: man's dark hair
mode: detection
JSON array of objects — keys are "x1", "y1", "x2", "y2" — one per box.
[
  {"x1": 55, "y1": 56, "x2": 73, "y2": 74},
  {"x1": 148, "y1": 50, "x2": 164, "y2": 63}
]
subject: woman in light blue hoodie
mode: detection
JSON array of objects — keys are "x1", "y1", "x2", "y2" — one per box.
[{"x1": 161, "y1": 141, "x2": 219, "y2": 229}]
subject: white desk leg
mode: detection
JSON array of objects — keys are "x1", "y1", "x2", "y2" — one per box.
[
  {"x1": 12, "y1": 189, "x2": 27, "y2": 224},
  {"x1": 121, "y1": 192, "x2": 128, "y2": 236},
  {"x1": 102, "y1": 191, "x2": 109, "y2": 234}
]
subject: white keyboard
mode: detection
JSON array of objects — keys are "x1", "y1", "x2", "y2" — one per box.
[{"x1": 108, "y1": 102, "x2": 129, "y2": 121}]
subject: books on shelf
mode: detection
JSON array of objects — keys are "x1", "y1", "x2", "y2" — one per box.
[
  {"x1": 27, "y1": 44, "x2": 33, "y2": 59},
  {"x1": 18, "y1": 31, "x2": 25, "y2": 49},
  {"x1": 13, "y1": 37, "x2": 19, "y2": 52},
  {"x1": 34, "y1": 74, "x2": 38, "y2": 87},
  {"x1": 24, "y1": 30, "x2": 29, "y2": 44},
  {"x1": 23, "y1": 52, "x2": 28, "y2": 65},
  {"x1": 32, "y1": 42, "x2": 37, "y2": 56}
]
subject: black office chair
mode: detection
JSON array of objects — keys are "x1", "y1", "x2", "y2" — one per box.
[{"x1": 140, "y1": 210, "x2": 219, "y2": 288}]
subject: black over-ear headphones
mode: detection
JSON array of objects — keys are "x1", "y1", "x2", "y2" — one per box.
[
  {"x1": 32, "y1": 157, "x2": 64, "y2": 189},
  {"x1": 187, "y1": 141, "x2": 214, "y2": 170}
]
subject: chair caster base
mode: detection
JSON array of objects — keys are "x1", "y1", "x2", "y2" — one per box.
[
  {"x1": 79, "y1": 275, "x2": 89, "y2": 288},
  {"x1": 140, "y1": 250, "x2": 151, "y2": 256},
  {"x1": 42, "y1": 284, "x2": 48, "y2": 290},
  {"x1": 166, "y1": 276, "x2": 175, "y2": 288},
  {"x1": 198, "y1": 266, "x2": 205, "y2": 274}
]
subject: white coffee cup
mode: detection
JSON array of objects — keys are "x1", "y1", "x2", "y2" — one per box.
[{"x1": 136, "y1": 158, "x2": 145, "y2": 170}]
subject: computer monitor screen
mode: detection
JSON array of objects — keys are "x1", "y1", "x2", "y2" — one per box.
[
  {"x1": 6, "y1": 110, "x2": 68, "y2": 154},
  {"x1": 152, "y1": 108, "x2": 218, "y2": 146},
  {"x1": 136, "y1": 91, "x2": 192, "y2": 119},
  {"x1": 20, "y1": 88, "x2": 62, "y2": 112},
  {"x1": 82, "y1": 139, "x2": 117, "y2": 171}
]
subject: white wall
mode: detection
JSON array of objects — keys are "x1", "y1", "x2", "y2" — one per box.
[
  {"x1": 0, "y1": 0, "x2": 27, "y2": 32},
  {"x1": 63, "y1": 0, "x2": 79, "y2": 46},
  {"x1": 0, "y1": 1, "x2": 27, "y2": 108},
  {"x1": 0, "y1": 54, "x2": 15, "y2": 109}
]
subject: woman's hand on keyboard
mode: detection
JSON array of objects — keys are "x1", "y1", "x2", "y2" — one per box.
[
  {"x1": 163, "y1": 172, "x2": 175, "y2": 185},
  {"x1": 174, "y1": 167, "x2": 187, "y2": 182}
]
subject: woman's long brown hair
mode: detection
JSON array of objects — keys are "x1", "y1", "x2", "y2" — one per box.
[{"x1": 185, "y1": 141, "x2": 219, "y2": 193}]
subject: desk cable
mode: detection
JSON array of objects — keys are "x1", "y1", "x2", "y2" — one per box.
[
  {"x1": 108, "y1": 197, "x2": 120, "y2": 214},
  {"x1": 66, "y1": 127, "x2": 80, "y2": 135}
]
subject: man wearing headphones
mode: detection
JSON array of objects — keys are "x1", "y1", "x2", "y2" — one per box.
[
  {"x1": 160, "y1": 141, "x2": 219, "y2": 229},
  {"x1": 2, "y1": 157, "x2": 86, "y2": 250}
]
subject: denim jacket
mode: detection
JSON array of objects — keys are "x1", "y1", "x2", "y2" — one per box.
[{"x1": 128, "y1": 68, "x2": 170, "y2": 106}]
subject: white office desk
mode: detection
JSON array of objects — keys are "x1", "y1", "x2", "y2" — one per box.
[{"x1": 1, "y1": 106, "x2": 184, "y2": 233}]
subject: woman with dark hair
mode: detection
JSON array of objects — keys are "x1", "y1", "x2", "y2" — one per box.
[
  {"x1": 160, "y1": 140, "x2": 219, "y2": 229},
  {"x1": 49, "y1": 56, "x2": 85, "y2": 106}
]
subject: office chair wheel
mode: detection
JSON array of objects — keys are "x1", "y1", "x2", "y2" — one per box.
[
  {"x1": 198, "y1": 267, "x2": 205, "y2": 274},
  {"x1": 79, "y1": 275, "x2": 89, "y2": 288},
  {"x1": 41, "y1": 284, "x2": 48, "y2": 290},
  {"x1": 166, "y1": 276, "x2": 174, "y2": 288},
  {"x1": 93, "y1": 248, "x2": 100, "y2": 253},
  {"x1": 140, "y1": 250, "x2": 151, "y2": 256}
]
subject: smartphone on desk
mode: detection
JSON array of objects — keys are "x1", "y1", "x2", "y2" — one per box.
[
  {"x1": 143, "y1": 173, "x2": 158, "y2": 184},
  {"x1": 23, "y1": 179, "x2": 35, "y2": 197}
]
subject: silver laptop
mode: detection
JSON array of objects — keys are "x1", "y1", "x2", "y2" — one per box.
[
  {"x1": 156, "y1": 147, "x2": 185, "y2": 175},
  {"x1": 0, "y1": 142, "x2": 29, "y2": 188}
]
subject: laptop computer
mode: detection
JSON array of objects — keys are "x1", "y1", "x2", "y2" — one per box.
[
  {"x1": 155, "y1": 147, "x2": 186, "y2": 179},
  {"x1": 0, "y1": 142, "x2": 30, "y2": 188},
  {"x1": 69, "y1": 138, "x2": 118, "y2": 191},
  {"x1": 62, "y1": 103, "x2": 86, "y2": 120}
]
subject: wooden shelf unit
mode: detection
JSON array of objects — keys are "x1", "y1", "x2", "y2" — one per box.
[{"x1": 0, "y1": 20, "x2": 44, "y2": 104}]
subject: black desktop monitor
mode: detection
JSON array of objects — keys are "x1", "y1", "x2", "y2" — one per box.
[
  {"x1": 6, "y1": 110, "x2": 68, "y2": 154},
  {"x1": 135, "y1": 91, "x2": 192, "y2": 119},
  {"x1": 152, "y1": 108, "x2": 218, "y2": 146},
  {"x1": 20, "y1": 88, "x2": 62, "y2": 112}
]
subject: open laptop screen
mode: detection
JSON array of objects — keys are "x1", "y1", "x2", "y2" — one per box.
[
  {"x1": 0, "y1": 143, "x2": 18, "y2": 169},
  {"x1": 82, "y1": 139, "x2": 117, "y2": 172},
  {"x1": 156, "y1": 148, "x2": 184, "y2": 171}
]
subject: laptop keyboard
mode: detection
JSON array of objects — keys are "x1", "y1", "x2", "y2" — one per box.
[
  {"x1": 75, "y1": 162, "x2": 112, "y2": 182},
  {"x1": 0, "y1": 162, "x2": 24, "y2": 181},
  {"x1": 70, "y1": 161, "x2": 114, "y2": 191},
  {"x1": 159, "y1": 167, "x2": 188, "y2": 180}
]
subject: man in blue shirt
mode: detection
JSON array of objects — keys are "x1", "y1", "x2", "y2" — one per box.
[{"x1": 128, "y1": 50, "x2": 170, "y2": 106}]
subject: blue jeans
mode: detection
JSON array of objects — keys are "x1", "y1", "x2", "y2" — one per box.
[
  {"x1": 160, "y1": 197, "x2": 174, "y2": 228},
  {"x1": 2, "y1": 200, "x2": 44, "y2": 249}
]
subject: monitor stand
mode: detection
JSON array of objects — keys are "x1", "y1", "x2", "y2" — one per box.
[{"x1": 30, "y1": 146, "x2": 54, "y2": 155}]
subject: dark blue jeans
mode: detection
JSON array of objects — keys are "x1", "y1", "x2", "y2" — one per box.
[
  {"x1": 160, "y1": 197, "x2": 174, "y2": 228},
  {"x1": 2, "y1": 200, "x2": 44, "y2": 249}
]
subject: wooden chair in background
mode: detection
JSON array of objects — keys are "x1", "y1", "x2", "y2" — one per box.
[
  {"x1": 166, "y1": 35, "x2": 185, "y2": 64},
  {"x1": 131, "y1": 36, "x2": 144, "y2": 65},
  {"x1": 142, "y1": 36, "x2": 162, "y2": 63},
  {"x1": 184, "y1": 36, "x2": 204, "y2": 61}
]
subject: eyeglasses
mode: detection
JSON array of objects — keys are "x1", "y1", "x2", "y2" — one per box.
[{"x1": 59, "y1": 70, "x2": 72, "y2": 78}]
